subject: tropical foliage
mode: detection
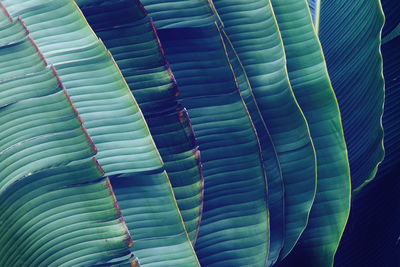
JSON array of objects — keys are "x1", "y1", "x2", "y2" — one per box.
[{"x1": 0, "y1": 0, "x2": 398, "y2": 266}]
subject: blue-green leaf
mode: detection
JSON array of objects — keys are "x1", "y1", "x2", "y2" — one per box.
[
  {"x1": 270, "y1": 0, "x2": 351, "y2": 265},
  {"x1": 318, "y1": 0, "x2": 385, "y2": 191},
  {"x1": 157, "y1": 24, "x2": 269, "y2": 266}
]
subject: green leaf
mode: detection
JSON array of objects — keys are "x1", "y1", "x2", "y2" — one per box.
[
  {"x1": 0, "y1": 13, "x2": 133, "y2": 265},
  {"x1": 2, "y1": 0, "x2": 199, "y2": 265},
  {"x1": 76, "y1": 0, "x2": 204, "y2": 244},
  {"x1": 157, "y1": 24, "x2": 269, "y2": 266},
  {"x1": 335, "y1": 7, "x2": 400, "y2": 264},
  {"x1": 209, "y1": 0, "x2": 317, "y2": 260},
  {"x1": 317, "y1": 0, "x2": 385, "y2": 192},
  {"x1": 140, "y1": 0, "x2": 219, "y2": 28},
  {"x1": 221, "y1": 30, "x2": 284, "y2": 266},
  {"x1": 270, "y1": 0, "x2": 351, "y2": 265}
]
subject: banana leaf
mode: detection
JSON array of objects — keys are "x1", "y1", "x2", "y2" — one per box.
[
  {"x1": 157, "y1": 23, "x2": 269, "y2": 266},
  {"x1": 270, "y1": 0, "x2": 351, "y2": 265},
  {"x1": 317, "y1": 0, "x2": 384, "y2": 191},
  {"x1": 0, "y1": 13, "x2": 133, "y2": 265},
  {"x1": 2, "y1": 0, "x2": 199, "y2": 265},
  {"x1": 335, "y1": 3, "x2": 400, "y2": 264},
  {"x1": 140, "y1": 0, "x2": 219, "y2": 28},
  {"x1": 76, "y1": 0, "x2": 203, "y2": 244},
  {"x1": 221, "y1": 30, "x2": 284, "y2": 266},
  {"x1": 209, "y1": 0, "x2": 317, "y2": 260}
]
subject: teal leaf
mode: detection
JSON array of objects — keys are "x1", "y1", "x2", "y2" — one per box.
[
  {"x1": 270, "y1": 0, "x2": 351, "y2": 265},
  {"x1": 157, "y1": 24, "x2": 269, "y2": 266},
  {"x1": 77, "y1": 0, "x2": 204, "y2": 245},
  {"x1": 0, "y1": 12, "x2": 133, "y2": 265},
  {"x1": 221, "y1": 30, "x2": 284, "y2": 266},
  {"x1": 210, "y1": 0, "x2": 317, "y2": 259},
  {"x1": 2, "y1": 0, "x2": 199, "y2": 265},
  {"x1": 318, "y1": 0, "x2": 385, "y2": 191}
]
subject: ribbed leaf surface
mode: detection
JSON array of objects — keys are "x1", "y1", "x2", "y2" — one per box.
[
  {"x1": 334, "y1": 2, "x2": 400, "y2": 263},
  {"x1": 157, "y1": 24, "x2": 269, "y2": 267},
  {"x1": 0, "y1": 13, "x2": 133, "y2": 265},
  {"x1": 210, "y1": 0, "x2": 317, "y2": 259},
  {"x1": 76, "y1": 0, "x2": 203, "y2": 244},
  {"x1": 270, "y1": 0, "x2": 351, "y2": 265},
  {"x1": 221, "y1": 30, "x2": 284, "y2": 266},
  {"x1": 140, "y1": 0, "x2": 218, "y2": 28},
  {"x1": 318, "y1": 0, "x2": 384, "y2": 191},
  {"x1": 111, "y1": 171, "x2": 199, "y2": 267},
  {"x1": 2, "y1": 1, "x2": 199, "y2": 265}
]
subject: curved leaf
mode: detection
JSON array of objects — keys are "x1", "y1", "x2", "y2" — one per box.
[
  {"x1": 318, "y1": 0, "x2": 384, "y2": 191},
  {"x1": 375, "y1": 36, "x2": 400, "y2": 179},
  {"x1": 140, "y1": 0, "x2": 219, "y2": 28},
  {"x1": 381, "y1": 0, "x2": 400, "y2": 40},
  {"x1": 76, "y1": 0, "x2": 204, "y2": 244},
  {"x1": 210, "y1": 0, "x2": 317, "y2": 259},
  {"x1": 2, "y1": 0, "x2": 199, "y2": 265},
  {"x1": 0, "y1": 13, "x2": 133, "y2": 265},
  {"x1": 270, "y1": 0, "x2": 351, "y2": 265},
  {"x1": 221, "y1": 30, "x2": 284, "y2": 266},
  {"x1": 157, "y1": 24, "x2": 269, "y2": 266},
  {"x1": 335, "y1": 2, "x2": 400, "y2": 264}
]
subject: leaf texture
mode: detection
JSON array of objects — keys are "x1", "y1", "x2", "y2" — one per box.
[
  {"x1": 210, "y1": 0, "x2": 317, "y2": 259},
  {"x1": 157, "y1": 24, "x2": 269, "y2": 266},
  {"x1": 270, "y1": 0, "x2": 351, "y2": 265},
  {"x1": 1, "y1": 1, "x2": 199, "y2": 265},
  {"x1": 0, "y1": 12, "x2": 133, "y2": 265},
  {"x1": 334, "y1": 2, "x2": 400, "y2": 264},
  {"x1": 76, "y1": 0, "x2": 203, "y2": 244},
  {"x1": 140, "y1": 0, "x2": 219, "y2": 28},
  {"x1": 221, "y1": 30, "x2": 284, "y2": 266},
  {"x1": 318, "y1": 0, "x2": 385, "y2": 191}
]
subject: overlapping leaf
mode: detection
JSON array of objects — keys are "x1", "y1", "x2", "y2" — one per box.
[
  {"x1": 0, "y1": 12, "x2": 133, "y2": 265},
  {"x1": 221, "y1": 30, "x2": 284, "y2": 266},
  {"x1": 76, "y1": 0, "x2": 203, "y2": 244},
  {"x1": 270, "y1": 0, "x2": 351, "y2": 265},
  {"x1": 334, "y1": 3, "x2": 400, "y2": 264},
  {"x1": 317, "y1": 0, "x2": 384, "y2": 191},
  {"x1": 157, "y1": 24, "x2": 270, "y2": 266},
  {"x1": 209, "y1": 0, "x2": 317, "y2": 260},
  {"x1": 140, "y1": 0, "x2": 219, "y2": 28},
  {"x1": 2, "y1": 0, "x2": 199, "y2": 265}
]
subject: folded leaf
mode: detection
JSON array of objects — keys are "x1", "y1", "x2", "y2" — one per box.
[
  {"x1": 270, "y1": 0, "x2": 351, "y2": 265},
  {"x1": 2, "y1": 1, "x2": 199, "y2": 265},
  {"x1": 76, "y1": 0, "x2": 203, "y2": 244},
  {"x1": 0, "y1": 13, "x2": 133, "y2": 265},
  {"x1": 221, "y1": 30, "x2": 284, "y2": 266},
  {"x1": 318, "y1": 0, "x2": 384, "y2": 191},
  {"x1": 157, "y1": 24, "x2": 269, "y2": 266},
  {"x1": 210, "y1": 0, "x2": 317, "y2": 259},
  {"x1": 140, "y1": 0, "x2": 219, "y2": 28}
]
